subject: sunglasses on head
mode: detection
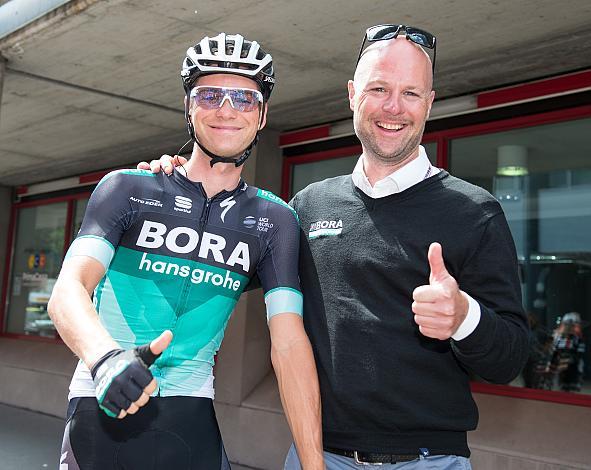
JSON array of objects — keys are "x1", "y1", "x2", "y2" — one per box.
[
  {"x1": 356, "y1": 24, "x2": 436, "y2": 72},
  {"x1": 190, "y1": 86, "x2": 263, "y2": 112}
]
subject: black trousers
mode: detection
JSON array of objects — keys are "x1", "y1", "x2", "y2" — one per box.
[{"x1": 60, "y1": 396, "x2": 231, "y2": 469}]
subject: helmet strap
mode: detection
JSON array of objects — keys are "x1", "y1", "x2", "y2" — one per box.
[{"x1": 197, "y1": 135, "x2": 258, "y2": 168}]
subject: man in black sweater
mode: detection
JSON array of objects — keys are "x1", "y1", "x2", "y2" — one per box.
[{"x1": 284, "y1": 25, "x2": 529, "y2": 469}]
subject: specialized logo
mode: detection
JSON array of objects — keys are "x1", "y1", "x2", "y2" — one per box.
[
  {"x1": 129, "y1": 196, "x2": 163, "y2": 207},
  {"x1": 136, "y1": 220, "x2": 250, "y2": 272},
  {"x1": 309, "y1": 219, "x2": 343, "y2": 239},
  {"x1": 174, "y1": 196, "x2": 192, "y2": 213},
  {"x1": 243, "y1": 216, "x2": 257, "y2": 228},
  {"x1": 220, "y1": 196, "x2": 236, "y2": 223}
]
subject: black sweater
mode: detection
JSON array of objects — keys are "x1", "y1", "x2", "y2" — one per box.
[{"x1": 290, "y1": 171, "x2": 529, "y2": 456}]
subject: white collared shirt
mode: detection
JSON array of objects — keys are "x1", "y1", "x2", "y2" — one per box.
[
  {"x1": 350, "y1": 145, "x2": 480, "y2": 341},
  {"x1": 352, "y1": 145, "x2": 439, "y2": 198}
]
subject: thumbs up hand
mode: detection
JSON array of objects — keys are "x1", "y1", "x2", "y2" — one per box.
[
  {"x1": 91, "y1": 330, "x2": 173, "y2": 419},
  {"x1": 412, "y1": 243, "x2": 469, "y2": 340}
]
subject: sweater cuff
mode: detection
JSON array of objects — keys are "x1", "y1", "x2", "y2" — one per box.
[{"x1": 452, "y1": 293, "x2": 481, "y2": 341}]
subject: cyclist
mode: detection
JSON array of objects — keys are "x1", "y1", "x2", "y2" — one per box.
[{"x1": 48, "y1": 32, "x2": 323, "y2": 470}]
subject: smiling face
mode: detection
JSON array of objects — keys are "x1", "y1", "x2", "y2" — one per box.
[
  {"x1": 189, "y1": 73, "x2": 267, "y2": 158},
  {"x1": 348, "y1": 37, "x2": 435, "y2": 167}
]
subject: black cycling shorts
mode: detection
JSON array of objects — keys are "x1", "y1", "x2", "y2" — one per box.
[{"x1": 60, "y1": 396, "x2": 231, "y2": 470}]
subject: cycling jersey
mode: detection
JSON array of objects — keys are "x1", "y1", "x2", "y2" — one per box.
[{"x1": 66, "y1": 168, "x2": 302, "y2": 399}]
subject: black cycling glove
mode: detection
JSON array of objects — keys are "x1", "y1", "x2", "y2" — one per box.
[{"x1": 90, "y1": 344, "x2": 160, "y2": 418}]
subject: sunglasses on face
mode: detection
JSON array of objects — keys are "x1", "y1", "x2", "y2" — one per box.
[
  {"x1": 190, "y1": 86, "x2": 263, "y2": 112},
  {"x1": 356, "y1": 24, "x2": 437, "y2": 72}
]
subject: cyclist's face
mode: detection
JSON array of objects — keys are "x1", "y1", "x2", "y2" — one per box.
[{"x1": 189, "y1": 74, "x2": 267, "y2": 158}]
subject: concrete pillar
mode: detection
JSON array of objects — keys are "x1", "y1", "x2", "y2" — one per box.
[
  {"x1": 0, "y1": 53, "x2": 11, "y2": 330},
  {"x1": 0, "y1": 54, "x2": 5, "y2": 156},
  {"x1": 0, "y1": 184, "x2": 11, "y2": 313},
  {"x1": 0, "y1": 54, "x2": 5, "y2": 113},
  {"x1": 0, "y1": 57, "x2": 7, "y2": 286},
  {"x1": 253, "y1": 128, "x2": 283, "y2": 195}
]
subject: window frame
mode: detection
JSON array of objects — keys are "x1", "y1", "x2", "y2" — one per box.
[{"x1": 0, "y1": 191, "x2": 91, "y2": 343}]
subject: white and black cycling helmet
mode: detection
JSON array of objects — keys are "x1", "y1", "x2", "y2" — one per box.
[
  {"x1": 181, "y1": 33, "x2": 275, "y2": 167},
  {"x1": 182, "y1": 32, "x2": 275, "y2": 100}
]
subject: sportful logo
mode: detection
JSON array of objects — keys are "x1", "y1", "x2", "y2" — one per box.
[
  {"x1": 309, "y1": 219, "x2": 343, "y2": 239},
  {"x1": 174, "y1": 196, "x2": 192, "y2": 213},
  {"x1": 129, "y1": 196, "x2": 163, "y2": 207},
  {"x1": 220, "y1": 196, "x2": 236, "y2": 223}
]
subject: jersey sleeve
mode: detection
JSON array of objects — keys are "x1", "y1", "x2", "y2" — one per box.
[
  {"x1": 257, "y1": 203, "x2": 303, "y2": 321},
  {"x1": 65, "y1": 170, "x2": 142, "y2": 270}
]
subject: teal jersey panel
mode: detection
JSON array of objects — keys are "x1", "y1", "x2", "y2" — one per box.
[{"x1": 96, "y1": 246, "x2": 248, "y2": 396}]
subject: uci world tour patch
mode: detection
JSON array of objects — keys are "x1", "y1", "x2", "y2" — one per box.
[{"x1": 308, "y1": 219, "x2": 343, "y2": 239}]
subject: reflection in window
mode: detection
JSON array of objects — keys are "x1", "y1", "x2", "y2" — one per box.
[
  {"x1": 291, "y1": 154, "x2": 358, "y2": 198},
  {"x1": 73, "y1": 198, "x2": 89, "y2": 237},
  {"x1": 450, "y1": 116, "x2": 591, "y2": 395},
  {"x1": 6, "y1": 203, "x2": 67, "y2": 338},
  {"x1": 422, "y1": 141, "x2": 437, "y2": 166}
]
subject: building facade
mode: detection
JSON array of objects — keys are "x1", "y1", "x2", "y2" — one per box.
[
  {"x1": 1, "y1": 72, "x2": 591, "y2": 469},
  {"x1": 1, "y1": 1, "x2": 591, "y2": 468}
]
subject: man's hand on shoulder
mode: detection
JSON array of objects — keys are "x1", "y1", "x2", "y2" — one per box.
[
  {"x1": 136, "y1": 154, "x2": 187, "y2": 175},
  {"x1": 412, "y1": 242, "x2": 469, "y2": 340},
  {"x1": 91, "y1": 330, "x2": 173, "y2": 419}
]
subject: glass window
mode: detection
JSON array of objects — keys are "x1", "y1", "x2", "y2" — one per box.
[
  {"x1": 5, "y1": 202, "x2": 67, "y2": 338},
  {"x1": 291, "y1": 154, "x2": 359, "y2": 198},
  {"x1": 73, "y1": 198, "x2": 89, "y2": 236},
  {"x1": 423, "y1": 141, "x2": 437, "y2": 166},
  {"x1": 450, "y1": 116, "x2": 591, "y2": 395}
]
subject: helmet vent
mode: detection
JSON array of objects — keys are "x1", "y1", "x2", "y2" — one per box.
[
  {"x1": 196, "y1": 60, "x2": 257, "y2": 71},
  {"x1": 241, "y1": 43, "x2": 251, "y2": 58}
]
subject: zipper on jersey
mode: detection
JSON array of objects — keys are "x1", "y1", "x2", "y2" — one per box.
[
  {"x1": 199, "y1": 197, "x2": 212, "y2": 233},
  {"x1": 175, "y1": 196, "x2": 211, "y2": 312},
  {"x1": 173, "y1": 194, "x2": 212, "y2": 323}
]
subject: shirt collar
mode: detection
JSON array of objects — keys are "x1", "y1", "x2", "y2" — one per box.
[{"x1": 351, "y1": 145, "x2": 438, "y2": 198}]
